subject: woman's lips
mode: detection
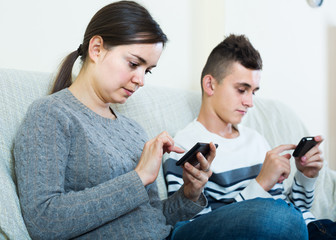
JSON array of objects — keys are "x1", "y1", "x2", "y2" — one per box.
[{"x1": 124, "y1": 88, "x2": 134, "y2": 97}]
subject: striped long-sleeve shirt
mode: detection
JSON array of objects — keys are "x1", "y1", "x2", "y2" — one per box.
[{"x1": 164, "y1": 120, "x2": 317, "y2": 224}]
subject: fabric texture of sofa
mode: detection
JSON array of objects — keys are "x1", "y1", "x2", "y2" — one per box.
[{"x1": 1, "y1": 68, "x2": 336, "y2": 240}]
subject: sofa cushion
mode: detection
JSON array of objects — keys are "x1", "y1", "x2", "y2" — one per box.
[{"x1": 0, "y1": 69, "x2": 52, "y2": 240}]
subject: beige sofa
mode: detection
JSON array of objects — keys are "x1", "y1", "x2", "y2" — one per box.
[{"x1": 1, "y1": 68, "x2": 336, "y2": 239}]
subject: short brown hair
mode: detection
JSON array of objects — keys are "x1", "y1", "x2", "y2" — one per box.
[{"x1": 201, "y1": 34, "x2": 262, "y2": 92}]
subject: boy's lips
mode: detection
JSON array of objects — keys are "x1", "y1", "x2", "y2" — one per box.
[{"x1": 237, "y1": 109, "x2": 247, "y2": 115}]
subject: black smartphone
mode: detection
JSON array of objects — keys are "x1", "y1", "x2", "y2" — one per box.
[
  {"x1": 176, "y1": 142, "x2": 218, "y2": 167},
  {"x1": 292, "y1": 137, "x2": 318, "y2": 158}
]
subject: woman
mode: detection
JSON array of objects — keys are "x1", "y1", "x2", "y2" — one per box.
[
  {"x1": 14, "y1": 1, "x2": 214, "y2": 239},
  {"x1": 14, "y1": 1, "x2": 308, "y2": 239}
]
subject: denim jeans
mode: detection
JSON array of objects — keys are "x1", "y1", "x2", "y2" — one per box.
[
  {"x1": 170, "y1": 198, "x2": 308, "y2": 240},
  {"x1": 308, "y1": 219, "x2": 336, "y2": 239}
]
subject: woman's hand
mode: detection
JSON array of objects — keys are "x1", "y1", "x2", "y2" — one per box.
[
  {"x1": 182, "y1": 142, "x2": 217, "y2": 202},
  {"x1": 135, "y1": 131, "x2": 184, "y2": 186},
  {"x1": 295, "y1": 135, "x2": 324, "y2": 178}
]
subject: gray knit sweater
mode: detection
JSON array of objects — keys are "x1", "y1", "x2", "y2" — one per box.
[{"x1": 14, "y1": 89, "x2": 205, "y2": 240}]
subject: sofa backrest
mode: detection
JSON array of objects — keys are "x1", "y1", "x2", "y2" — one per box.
[
  {"x1": 1, "y1": 68, "x2": 335, "y2": 239},
  {"x1": 0, "y1": 68, "x2": 307, "y2": 239}
]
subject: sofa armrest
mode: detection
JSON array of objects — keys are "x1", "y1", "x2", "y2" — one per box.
[{"x1": 0, "y1": 68, "x2": 53, "y2": 240}]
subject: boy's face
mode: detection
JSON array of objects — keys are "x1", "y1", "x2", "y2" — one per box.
[{"x1": 211, "y1": 62, "x2": 261, "y2": 125}]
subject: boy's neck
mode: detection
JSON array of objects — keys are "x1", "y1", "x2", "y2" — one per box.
[{"x1": 197, "y1": 114, "x2": 239, "y2": 139}]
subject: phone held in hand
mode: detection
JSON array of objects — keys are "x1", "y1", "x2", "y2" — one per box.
[
  {"x1": 292, "y1": 137, "x2": 318, "y2": 158},
  {"x1": 176, "y1": 142, "x2": 218, "y2": 167}
]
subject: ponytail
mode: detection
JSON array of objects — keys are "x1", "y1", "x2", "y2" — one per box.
[
  {"x1": 50, "y1": 1, "x2": 167, "y2": 94},
  {"x1": 50, "y1": 46, "x2": 82, "y2": 94}
]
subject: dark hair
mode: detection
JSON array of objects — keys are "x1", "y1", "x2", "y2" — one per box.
[
  {"x1": 51, "y1": 0, "x2": 168, "y2": 94},
  {"x1": 200, "y1": 34, "x2": 262, "y2": 92}
]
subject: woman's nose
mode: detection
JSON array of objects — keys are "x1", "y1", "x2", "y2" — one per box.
[{"x1": 132, "y1": 70, "x2": 145, "y2": 87}]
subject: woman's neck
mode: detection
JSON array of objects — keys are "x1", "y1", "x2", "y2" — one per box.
[{"x1": 69, "y1": 71, "x2": 116, "y2": 120}]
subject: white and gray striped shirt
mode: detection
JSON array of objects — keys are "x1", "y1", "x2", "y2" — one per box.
[{"x1": 164, "y1": 120, "x2": 316, "y2": 224}]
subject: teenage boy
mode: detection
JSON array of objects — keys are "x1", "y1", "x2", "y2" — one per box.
[{"x1": 164, "y1": 34, "x2": 335, "y2": 239}]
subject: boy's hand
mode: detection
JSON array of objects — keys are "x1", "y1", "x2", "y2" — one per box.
[
  {"x1": 295, "y1": 135, "x2": 324, "y2": 178},
  {"x1": 256, "y1": 144, "x2": 296, "y2": 191},
  {"x1": 182, "y1": 142, "x2": 217, "y2": 202}
]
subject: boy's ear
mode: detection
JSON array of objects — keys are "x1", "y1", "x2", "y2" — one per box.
[
  {"x1": 88, "y1": 35, "x2": 104, "y2": 62},
  {"x1": 202, "y1": 75, "x2": 216, "y2": 96}
]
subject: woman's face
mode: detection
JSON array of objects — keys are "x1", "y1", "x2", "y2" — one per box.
[{"x1": 93, "y1": 42, "x2": 163, "y2": 104}]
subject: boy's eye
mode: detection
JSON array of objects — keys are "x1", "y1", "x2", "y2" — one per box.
[
  {"x1": 145, "y1": 69, "x2": 152, "y2": 74},
  {"x1": 238, "y1": 88, "x2": 245, "y2": 94}
]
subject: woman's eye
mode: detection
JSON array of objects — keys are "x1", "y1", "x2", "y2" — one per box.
[
  {"x1": 129, "y1": 62, "x2": 139, "y2": 69},
  {"x1": 145, "y1": 69, "x2": 152, "y2": 74}
]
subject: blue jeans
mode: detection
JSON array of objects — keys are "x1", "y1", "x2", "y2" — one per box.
[
  {"x1": 170, "y1": 198, "x2": 308, "y2": 240},
  {"x1": 308, "y1": 219, "x2": 336, "y2": 239}
]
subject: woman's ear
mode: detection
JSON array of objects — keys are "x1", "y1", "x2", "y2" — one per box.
[
  {"x1": 88, "y1": 35, "x2": 104, "y2": 62},
  {"x1": 202, "y1": 75, "x2": 216, "y2": 96}
]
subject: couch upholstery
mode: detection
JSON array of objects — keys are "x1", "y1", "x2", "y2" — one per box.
[{"x1": 1, "y1": 68, "x2": 335, "y2": 239}]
